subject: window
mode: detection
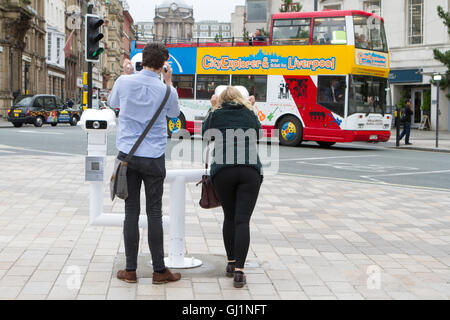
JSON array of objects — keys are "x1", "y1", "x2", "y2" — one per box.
[
  {"x1": 211, "y1": 32, "x2": 219, "y2": 38},
  {"x1": 246, "y1": 0, "x2": 267, "y2": 22},
  {"x1": 222, "y1": 32, "x2": 231, "y2": 38},
  {"x1": 56, "y1": 37, "x2": 61, "y2": 63},
  {"x1": 194, "y1": 24, "x2": 198, "y2": 30},
  {"x1": 312, "y1": 17, "x2": 346, "y2": 45},
  {"x1": 232, "y1": 75, "x2": 267, "y2": 102},
  {"x1": 211, "y1": 25, "x2": 219, "y2": 31},
  {"x1": 193, "y1": 32, "x2": 198, "y2": 38},
  {"x1": 323, "y1": 4, "x2": 342, "y2": 10},
  {"x1": 200, "y1": 32, "x2": 208, "y2": 37},
  {"x1": 196, "y1": 75, "x2": 229, "y2": 100},
  {"x1": 349, "y1": 75, "x2": 387, "y2": 115},
  {"x1": 221, "y1": 25, "x2": 230, "y2": 31},
  {"x1": 408, "y1": 0, "x2": 423, "y2": 45},
  {"x1": 364, "y1": 0, "x2": 381, "y2": 16},
  {"x1": 172, "y1": 75, "x2": 195, "y2": 99},
  {"x1": 200, "y1": 25, "x2": 208, "y2": 31},
  {"x1": 44, "y1": 97, "x2": 56, "y2": 110},
  {"x1": 354, "y1": 15, "x2": 388, "y2": 52},
  {"x1": 317, "y1": 76, "x2": 346, "y2": 117},
  {"x1": 272, "y1": 19, "x2": 311, "y2": 45}
]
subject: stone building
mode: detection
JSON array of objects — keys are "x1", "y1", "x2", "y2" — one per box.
[
  {"x1": 135, "y1": 21, "x2": 154, "y2": 41},
  {"x1": 65, "y1": 0, "x2": 87, "y2": 103},
  {"x1": 0, "y1": 0, "x2": 46, "y2": 118},
  {"x1": 193, "y1": 21, "x2": 232, "y2": 42},
  {"x1": 102, "y1": 0, "x2": 124, "y2": 90},
  {"x1": 153, "y1": 0, "x2": 194, "y2": 43},
  {"x1": 231, "y1": 5, "x2": 245, "y2": 39},
  {"x1": 45, "y1": 0, "x2": 65, "y2": 99},
  {"x1": 122, "y1": 2, "x2": 136, "y2": 61}
]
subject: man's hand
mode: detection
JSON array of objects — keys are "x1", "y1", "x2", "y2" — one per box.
[
  {"x1": 123, "y1": 59, "x2": 133, "y2": 75},
  {"x1": 162, "y1": 62, "x2": 173, "y2": 86}
]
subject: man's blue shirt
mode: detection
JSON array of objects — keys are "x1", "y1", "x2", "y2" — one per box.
[{"x1": 108, "y1": 70, "x2": 180, "y2": 158}]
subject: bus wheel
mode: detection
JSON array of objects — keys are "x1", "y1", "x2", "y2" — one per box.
[
  {"x1": 278, "y1": 115, "x2": 303, "y2": 147},
  {"x1": 167, "y1": 113, "x2": 186, "y2": 138},
  {"x1": 317, "y1": 141, "x2": 336, "y2": 148}
]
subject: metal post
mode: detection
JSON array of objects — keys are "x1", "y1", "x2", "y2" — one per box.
[
  {"x1": 396, "y1": 106, "x2": 400, "y2": 147},
  {"x1": 88, "y1": 4, "x2": 93, "y2": 109},
  {"x1": 314, "y1": 0, "x2": 318, "y2": 11},
  {"x1": 436, "y1": 80, "x2": 440, "y2": 148}
]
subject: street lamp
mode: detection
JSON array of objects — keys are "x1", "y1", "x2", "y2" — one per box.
[{"x1": 433, "y1": 74, "x2": 442, "y2": 148}]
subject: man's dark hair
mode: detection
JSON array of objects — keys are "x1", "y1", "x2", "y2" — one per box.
[{"x1": 142, "y1": 42, "x2": 169, "y2": 70}]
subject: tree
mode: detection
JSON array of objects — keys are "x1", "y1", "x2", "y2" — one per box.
[
  {"x1": 433, "y1": 6, "x2": 450, "y2": 98},
  {"x1": 280, "y1": 0, "x2": 302, "y2": 13}
]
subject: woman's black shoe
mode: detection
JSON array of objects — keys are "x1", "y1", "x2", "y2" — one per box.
[
  {"x1": 226, "y1": 262, "x2": 235, "y2": 278},
  {"x1": 233, "y1": 271, "x2": 246, "y2": 288}
]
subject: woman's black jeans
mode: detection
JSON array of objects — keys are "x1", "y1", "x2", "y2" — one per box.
[
  {"x1": 212, "y1": 166, "x2": 262, "y2": 269},
  {"x1": 118, "y1": 152, "x2": 166, "y2": 272}
]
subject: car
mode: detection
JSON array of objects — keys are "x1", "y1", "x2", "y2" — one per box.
[
  {"x1": 95, "y1": 99, "x2": 119, "y2": 116},
  {"x1": 7, "y1": 94, "x2": 82, "y2": 128}
]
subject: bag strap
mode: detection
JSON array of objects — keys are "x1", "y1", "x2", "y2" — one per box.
[
  {"x1": 123, "y1": 85, "x2": 171, "y2": 164},
  {"x1": 204, "y1": 110, "x2": 214, "y2": 174}
]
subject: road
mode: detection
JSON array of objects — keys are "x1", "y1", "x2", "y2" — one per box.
[{"x1": 1, "y1": 123, "x2": 450, "y2": 191}]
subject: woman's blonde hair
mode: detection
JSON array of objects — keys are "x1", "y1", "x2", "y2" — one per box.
[{"x1": 212, "y1": 86, "x2": 253, "y2": 111}]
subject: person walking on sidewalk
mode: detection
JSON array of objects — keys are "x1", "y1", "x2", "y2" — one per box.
[
  {"x1": 399, "y1": 99, "x2": 413, "y2": 145},
  {"x1": 202, "y1": 86, "x2": 263, "y2": 288},
  {"x1": 108, "y1": 42, "x2": 181, "y2": 284}
]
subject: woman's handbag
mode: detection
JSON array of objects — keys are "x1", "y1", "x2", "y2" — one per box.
[
  {"x1": 197, "y1": 112, "x2": 221, "y2": 209},
  {"x1": 110, "y1": 85, "x2": 171, "y2": 201}
]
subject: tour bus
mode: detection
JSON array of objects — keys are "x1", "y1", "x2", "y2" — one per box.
[{"x1": 131, "y1": 10, "x2": 391, "y2": 147}]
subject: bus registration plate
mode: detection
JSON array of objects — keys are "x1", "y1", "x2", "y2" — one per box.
[{"x1": 370, "y1": 135, "x2": 378, "y2": 140}]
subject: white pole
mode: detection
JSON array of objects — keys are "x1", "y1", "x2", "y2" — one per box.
[{"x1": 168, "y1": 176, "x2": 186, "y2": 267}]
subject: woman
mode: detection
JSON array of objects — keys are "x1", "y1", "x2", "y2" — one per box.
[{"x1": 202, "y1": 86, "x2": 263, "y2": 288}]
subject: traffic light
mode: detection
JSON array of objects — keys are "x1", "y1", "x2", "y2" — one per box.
[{"x1": 85, "y1": 14, "x2": 104, "y2": 62}]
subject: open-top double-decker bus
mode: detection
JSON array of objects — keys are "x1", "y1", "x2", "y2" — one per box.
[{"x1": 130, "y1": 10, "x2": 391, "y2": 147}]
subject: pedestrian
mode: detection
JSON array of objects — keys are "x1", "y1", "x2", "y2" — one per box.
[
  {"x1": 202, "y1": 86, "x2": 263, "y2": 288},
  {"x1": 108, "y1": 42, "x2": 182, "y2": 284},
  {"x1": 399, "y1": 99, "x2": 413, "y2": 145}
]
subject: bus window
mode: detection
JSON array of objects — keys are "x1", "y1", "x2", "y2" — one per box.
[
  {"x1": 231, "y1": 75, "x2": 267, "y2": 102},
  {"x1": 317, "y1": 76, "x2": 346, "y2": 117},
  {"x1": 271, "y1": 19, "x2": 311, "y2": 45},
  {"x1": 353, "y1": 15, "x2": 388, "y2": 52},
  {"x1": 349, "y1": 75, "x2": 387, "y2": 115},
  {"x1": 312, "y1": 17, "x2": 346, "y2": 45},
  {"x1": 172, "y1": 75, "x2": 195, "y2": 99},
  {"x1": 196, "y1": 75, "x2": 229, "y2": 100}
]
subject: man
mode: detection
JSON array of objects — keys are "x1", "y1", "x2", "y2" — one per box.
[
  {"x1": 108, "y1": 42, "x2": 181, "y2": 284},
  {"x1": 399, "y1": 99, "x2": 413, "y2": 145},
  {"x1": 324, "y1": 79, "x2": 344, "y2": 103},
  {"x1": 253, "y1": 29, "x2": 265, "y2": 41}
]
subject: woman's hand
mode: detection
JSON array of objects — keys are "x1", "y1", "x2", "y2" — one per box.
[{"x1": 123, "y1": 59, "x2": 133, "y2": 75}]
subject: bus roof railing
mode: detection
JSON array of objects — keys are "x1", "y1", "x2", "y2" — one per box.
[{"x1": 134, "y1": 37, "x2": 268, "y2": 48}]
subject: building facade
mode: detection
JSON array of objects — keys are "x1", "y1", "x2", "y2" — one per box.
[
  {"x1": 102, "y1": 0, "x2": 124, "y2": 90},
  {"x1": 231, "y1": 5, "x2": 245, "y2": 39},
  {"x1": 123, "y1": 5, "x2": 136, "y2": 61},
  {"x1": 0, "y1": 0, "x2": 46, "y2": 118},
  {"x1": 193, "y1": 21, "x2": 232, "y2": 42},
  {"x1": 65, "y1": 0, "x2": 87, "y2": 103},
  {"x1": 153, "y1": 0, "x2": 194, "y2": 42},
  {"x1": 135, "y1": 21, "x2": 154, "y2": 41},
  {"x1": 45, "y1": 0, "x2": 65, "y2": 99}
]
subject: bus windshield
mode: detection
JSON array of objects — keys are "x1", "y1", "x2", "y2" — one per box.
[
  {"x1": 349, "y1": 75, "x2": 388, "y2": 115},
  {"x1": 271, "y1": 18, "x2": 311, "y2": 45},
  {"x1": 353, "y1": 15, "x2": 388, "y2": 52}
]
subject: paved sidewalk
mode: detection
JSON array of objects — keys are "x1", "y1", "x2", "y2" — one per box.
[
  {"x1": 389, "y1": 128, "x2": 450, "y2": 152},
  {"x1": 0, "y1": 118, "x2": 10, "y2": 128},
  {"x1": 0, "y1": 153, "x2": 449, "y2": 300}
]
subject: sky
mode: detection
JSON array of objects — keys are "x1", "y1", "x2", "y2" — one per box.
[{"x1": 126, "y1": 0, "x2": 246, "y2": 23}]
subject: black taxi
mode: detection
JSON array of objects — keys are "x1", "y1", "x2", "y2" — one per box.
[{"x1": 7, "y1": 94, "x2": 82, "y2": 128}]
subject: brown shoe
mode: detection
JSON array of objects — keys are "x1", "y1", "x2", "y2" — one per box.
[
  {"x1": 117, "y1": 270, "x2": 137, "y2": 283},
  {"x1": 152, "y1": 268, "x2": 181, "y2": 284}
]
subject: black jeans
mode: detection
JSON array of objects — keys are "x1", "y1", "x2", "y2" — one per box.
[
  {"x1": 118, "y1": 151, "x2": 166, "y2": 272},
  {"x1": 212, "y1": 166, "x2": 262, "y2": 269}
]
